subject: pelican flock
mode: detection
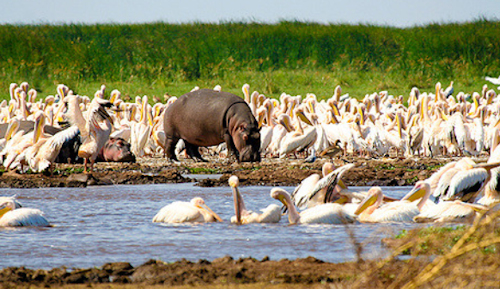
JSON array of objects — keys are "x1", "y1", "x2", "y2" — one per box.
[
  {"x1": 1, "y1": 81, "x2": 500, "y2": 170},
  {"x1": 2, "y1": 80, "x2": 500, "y2": 229}
]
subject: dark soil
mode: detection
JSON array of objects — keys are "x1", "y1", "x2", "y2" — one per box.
[
  {"x1": 0, "y1": 256, "x2": 422, "y2": 288},
  {"x1": 0, "y1": 155, "x2": 464, "y2": 188}
]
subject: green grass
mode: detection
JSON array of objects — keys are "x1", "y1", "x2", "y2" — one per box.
[
  {"x1": 186, "y1": 167, "x2": 220, "y2": 174},
  {"x1": 1, "y1": 20, "x2": 499, "y2": 102}
]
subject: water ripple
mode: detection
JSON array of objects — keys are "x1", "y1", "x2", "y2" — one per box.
[{"x1": 1, "y1": 183, "x2": 423, "y2": 269}]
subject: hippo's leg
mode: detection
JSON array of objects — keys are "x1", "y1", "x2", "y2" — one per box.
[
  {"x1": 223, "y1": 133, "x2": 239, "y2": 161},
  {"x1": 185, "y1": 142, "x2": 207, "y2": 162},
  {"x1": 165, "y1": 136, "x2": 180, "y2": 161}
]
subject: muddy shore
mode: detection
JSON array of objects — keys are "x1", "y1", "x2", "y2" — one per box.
[{"x1": 0, "y1": 155, "x2": 471, "y2": 188}]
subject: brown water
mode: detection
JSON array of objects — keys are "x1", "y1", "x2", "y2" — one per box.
[{"x1": 1, "y1": 182, "x2": 422, "y2": 269}]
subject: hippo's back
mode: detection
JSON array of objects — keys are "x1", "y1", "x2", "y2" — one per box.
[{"x1": 164, "y1": 89, "x2": 247, "y2": 146}]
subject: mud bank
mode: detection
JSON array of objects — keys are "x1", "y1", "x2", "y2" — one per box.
[{"x1": 0, "y1": 156, "x2": 463, "y2": 188}]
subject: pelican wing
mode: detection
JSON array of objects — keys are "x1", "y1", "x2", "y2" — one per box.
[
  {"x1": 415, "y1": 201, "x2": 475, "y2": 223},
  {"x1": 291, "y1": 173, "x2": 320, "y2": 210},
  {"x1": 444, "y1": 168, "x2": 488, "y2": 202},
  {"x1": 0, "y1": 208, "x2": 50, "y2": 227},
  {"x1": 152, "y1": 202, "x2": 204, "y2": 223},
  {"x1": 256, "y1": 204, "x2": 281, "y2": 223},
  {"x1": 299, "y1": 203, "x2": 354, "y2": 224},
  {"x1": 308, "y1": 164, "x2": 355, "y2": 203},
  {"x1": 367, "y1": 202, "x2": 420, "y2": 223},
  {"x1": 33, "y1": 126, "x2": 80, "y2": 172}
]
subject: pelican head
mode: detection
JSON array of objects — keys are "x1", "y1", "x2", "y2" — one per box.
[
  {"x1": 354, "y1": 187, "x2": 383, "y2": 215},
  {"x1": 190, "y1": 197, "x2": 223, "y2": 222},
  {"x1": 229, "y1": 175, "x2": 242, "y2": 223},
  {"x1": 270, "y1": 188, "x2": 290, "y2": 208},
  {"x1": 0, "y1": 200, "x2": 15, "y2": 218},
  {"x1": 401, "y1": 181, "x2": 430, "y2": 202}
]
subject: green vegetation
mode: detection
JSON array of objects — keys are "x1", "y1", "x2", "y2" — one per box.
[
  {"x1": 186, "y1": 167, "x2": 220, "y2": 174},
  {"x1": 1, "y1": 20, "x2": 499, "y2": 101}
]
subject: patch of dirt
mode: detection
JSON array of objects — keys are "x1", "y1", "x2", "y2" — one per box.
[{"x1": 0, "y1": 257, "x2": 408, "y2": 287}]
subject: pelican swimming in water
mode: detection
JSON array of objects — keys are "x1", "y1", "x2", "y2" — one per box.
[
  {"x1": 229, "y1": 175, "x2": 281, "y2": 224},
  {"x1": 152, "y1": 197, "x2": 223, "y2": 224},
  {"x1": 404, "y1": 181, "x2": 487, "y2": 223},
  {"x1": 271, "y1": 188, "x2": 355, "y2": 224},
  {"x1": 354, "y1": 185, "x2": 429, "y2": 223},
  {"x1": 0, "y1": 197, "x2": 50, "y2": 227},
  {"x1": 441, "y1": 161, "x2": 500, "y2": 203}
]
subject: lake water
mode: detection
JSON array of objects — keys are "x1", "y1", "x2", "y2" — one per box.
[{"x1": 1, "y1": 180, "x2": 425, "y2": 270}]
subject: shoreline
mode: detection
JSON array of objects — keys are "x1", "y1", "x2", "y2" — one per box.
[{"x1": 0, "y1": 155, "x2": 469, "y2": 189}]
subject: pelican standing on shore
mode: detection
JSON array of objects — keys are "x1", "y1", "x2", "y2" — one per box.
[{"x1": 66, "y1": 93, "x2": 114, "y2": 172}]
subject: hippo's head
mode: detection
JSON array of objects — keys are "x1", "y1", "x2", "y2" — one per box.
[
  {"x1": 233, "y1": 123, "x2": 261, "y2": 162},
  {"x1": 100, "y1": 137, "x2": 136, "y2": 163}
]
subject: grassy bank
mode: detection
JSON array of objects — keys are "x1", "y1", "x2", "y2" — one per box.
[{"x1": 1, "y1": 20, "x2": 499, "y2": 101}]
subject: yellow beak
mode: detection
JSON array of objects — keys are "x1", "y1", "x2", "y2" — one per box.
[
  {"x1": 199, "y1": 204, "x2": 223, "y2": 222},
  {"x1": 354, "y1": 193, "x2": 378, "y2": 215}
]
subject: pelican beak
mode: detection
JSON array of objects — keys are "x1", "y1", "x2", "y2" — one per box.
[
  {"x1": 401, "y1": 186, "x2": 426, "y2": 202},
  {"x1": 257, "y1": 112, "x2": 265, "y2": 129},
  {"x1": 333, "y1": 195, "x2": 349, "y2": 204},
  {"x1": 474, "y1": 161, "x2": 500, "y2": 171},
  {"x1": 337, "y1": 179, "x2": 347, "y2": 190},
  {"x1": 0, "y1": 203, "x2": 12, "y2": 218},
  {"x1": 382, "y1": 196, "x2": 399, "y2": 202},
  {"x1": 199, "y1": 203, "x2": 223, "y2": 222},
  {"x1": 276, "y1": 193, "x2": 289, "y2": 208},
  {"x1": 296, "y1": 110, "x2": 313, "y2": 126},
  {"x1": 231, "y1": 186, "x2": 242, "y2": 224},
  {"x1": 354, "y1": 193, "x2": 378, "y2": 215},
  {"x1": 279, "y1": 116, "x2": 293, "y2": 133},
  {"x1": 454, "y1": 200, "x2": 489, "y2": 213},
  {"x1": 308, "y1": 100, "x2": 315, "y2": 114}
]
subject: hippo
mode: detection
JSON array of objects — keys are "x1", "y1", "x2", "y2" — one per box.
[
  {"x1": 97, "y1": 137, "x2": 136, "y2": 163},
  {"x1": 164, "y1": 89, "x2": 261, "y2": 162},
  {"x1": 50, "y1": 125, "x2": 136, "y2": 164}
]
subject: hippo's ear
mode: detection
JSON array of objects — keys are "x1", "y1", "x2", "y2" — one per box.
[{"x1": 242, "y1": 133, "x2": 248, "y2": 141}]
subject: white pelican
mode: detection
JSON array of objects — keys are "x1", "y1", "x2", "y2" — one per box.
[
  {"x1": 292, "y1": 163, "x2": 355, "y2": 210},
  {"x1": 271, "y1": 188, "x2": 355, "y2": 224},
  {"x1": 278, "y1": 109, "x2": 317, "y2": 158},
  {"x1": 409, "y1": 182, "x2": 485, "y2": 223},
  {"x1": 29, "y1": 126, "x2": 80, "y2": 172},
  {"x1": 66, "y1": 94, "x2": 113, "y2": 172},
  {"x1": 441, "y1": 161, "x2": 500, "y2": 203},
  {"x1": 354, "y1": 186, "x2": 428, "y2": 223},
  {"x1": 229, "y1": 175, "x2": 281, "y2": 224},
  {"x1": 152, "y1": 197, "x2": 223, "y2": 224},
  {"x1": 0, "y1": 197, "x2": 50, "y2": 227},
  {"x1": 130, "y1": 95, "x2": 152, "y2": 157}
]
